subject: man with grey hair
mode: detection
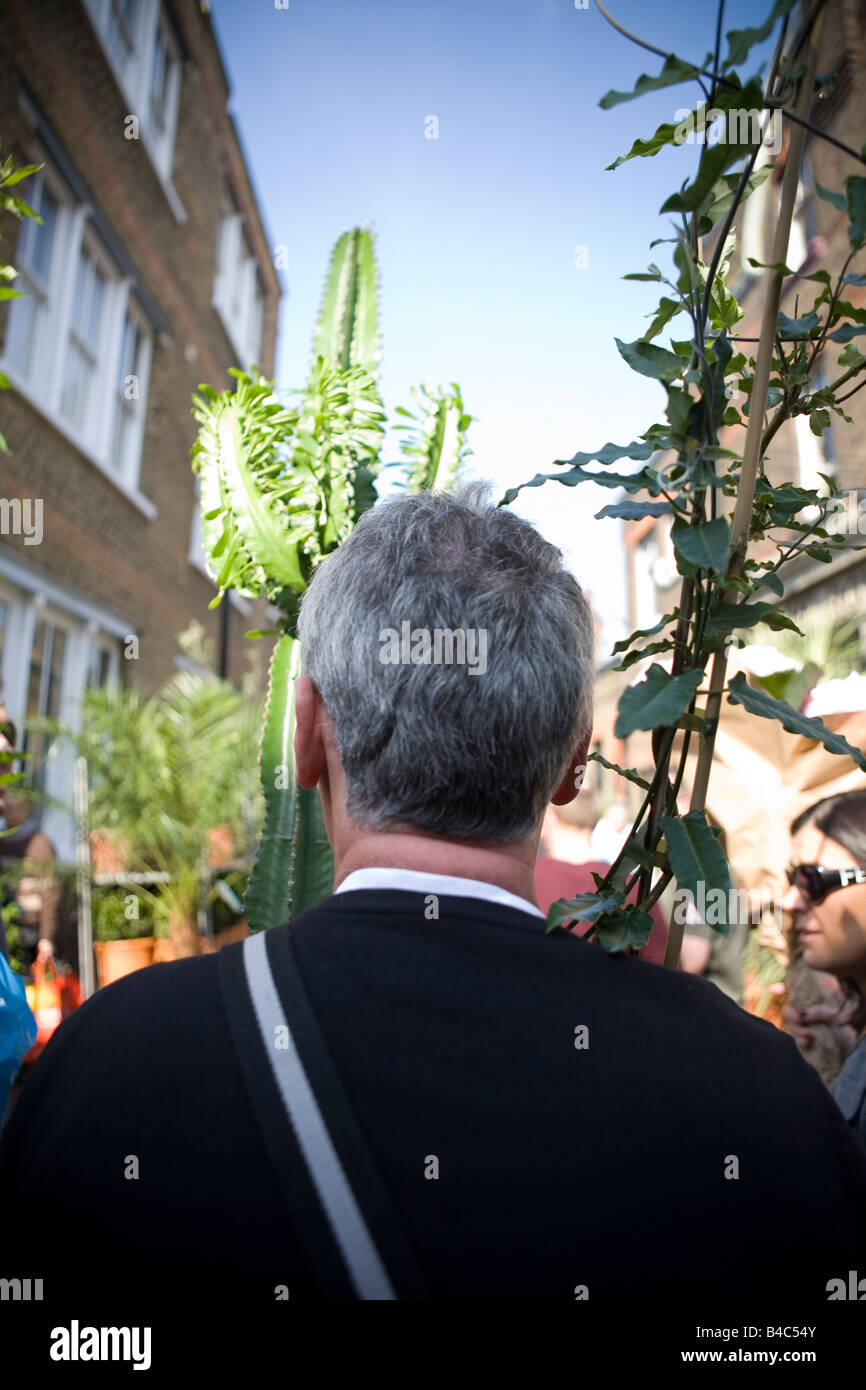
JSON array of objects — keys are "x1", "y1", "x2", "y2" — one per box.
[{"x1": 1, "y1": 487, "x2": 864, "y2": 1316}]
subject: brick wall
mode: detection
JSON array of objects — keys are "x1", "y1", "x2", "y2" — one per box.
[{"x1": 0, "y1": 0, "x2": 281, "y2": 692}]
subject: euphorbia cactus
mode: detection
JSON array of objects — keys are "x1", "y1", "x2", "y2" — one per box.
[{"x1": 191, "y1": 228, "x2": 473, "y2": 931}]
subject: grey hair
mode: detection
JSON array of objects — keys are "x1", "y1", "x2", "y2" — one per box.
[{"x1": 297, "y1": 483, "x2": 595, "y2": 842}]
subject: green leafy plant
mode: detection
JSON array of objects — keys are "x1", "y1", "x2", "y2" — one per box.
[
  {"x1": 503, "y1": 0, "x2": 866, "y2": 961},
  {"x1": 191, "y1": 228, "x2": 473, "y2": 932},
  {"x1": 92, "y1": 887, "x2": 156, "y2": 943},
  {"x1": 43, "y1": 674, "x2": 261, "y2": 956}
]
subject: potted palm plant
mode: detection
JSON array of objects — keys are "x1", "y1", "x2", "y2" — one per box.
[{"x1": 63, "y1": 672, "x2": 261, "y2": 962}]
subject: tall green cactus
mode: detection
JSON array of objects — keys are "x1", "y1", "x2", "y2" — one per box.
[
  {"x1": 191, "y1": 228, "x2": 473, "y2": 933},
  {"x1": 312, "y1": 227, "x2": 382, "y2": 378},
  {"x1": 394, "y1": 382, "x2": 474, "y2": 493}
]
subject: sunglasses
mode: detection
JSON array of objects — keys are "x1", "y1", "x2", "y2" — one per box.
[{"x1": 786, "y1": 863, "x2": 866, "y2": 904}]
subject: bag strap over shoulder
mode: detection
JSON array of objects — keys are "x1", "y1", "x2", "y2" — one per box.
[{"x1": 218, "y1": 926, "x2": 431, "y2": 1300}]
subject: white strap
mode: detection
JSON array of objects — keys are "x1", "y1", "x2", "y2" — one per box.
[{"x1": 242, "y1": 931, "x2": 396, "y2": 1300}]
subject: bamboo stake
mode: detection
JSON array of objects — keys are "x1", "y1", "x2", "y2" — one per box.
[{"x1": 663, "y1": 10, "x2": 826, "y2": 968}]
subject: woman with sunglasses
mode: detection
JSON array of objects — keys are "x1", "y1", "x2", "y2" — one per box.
[{"x1": 781, "y1": 789, "x2": 866, "y2": 1160}]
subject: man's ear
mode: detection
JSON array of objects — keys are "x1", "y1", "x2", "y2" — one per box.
[
  {"x1": 550, "y1": 729, "x2": 593, "y2": 806},
  {"x1": 293, "y1": 675, "x2": 326, "y2": 791}
]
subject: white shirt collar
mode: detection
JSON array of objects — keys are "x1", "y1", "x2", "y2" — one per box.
[{"x1": 335, "y1": 866, "x2": 544, "y2": 920}]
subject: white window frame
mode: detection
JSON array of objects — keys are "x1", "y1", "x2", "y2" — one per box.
[
  {"x1": 213, "y1": 193, "x2": 265, "y2": 368},
  {"x1": 0, "y1": 147, "x2": 157, "y2": 519},
  {"x1": 0, "y1": 556, "x2": 134, "y2": 862},
  {"x1": 188, "y1": 475, "x2": 211, "y2": 578},
  {"x1": 108, "y1": 296, "x2": 153, "y2": 491},
  {"x1": 82, "y1": 0, "x2": 185, "y2": 220}
]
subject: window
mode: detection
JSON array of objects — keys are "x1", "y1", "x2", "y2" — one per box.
[
  {"x1": 84, "y1": 0, "x2": 181, "y2": 186},
  {"x1": 23, "y1": 616, "x2": 68, "y2": 794},
  {"x1": 0, "y1": 154, "x2": 154, "y2": 503},
  {"x1": 3, "y1": 172, "x2": 59, "y2": 379},
  {"x1": 86, "y1": 634, "x2": 120, "y2": 689},
  {"x1": 0, "y1": 570, "x2": 131, "y2": 857},
  {"x1": 106, "y1": 0, "x2": 140, "y2": 81},
  {"x1": 61, "y1": 239, "x2": 107, "y2": 436},
  {"x1": 109, "y1": 303, "x2": 151, "y2": 486},
  {"x1": 213, "y1": 192, "x2": 265, "y2": 368}
]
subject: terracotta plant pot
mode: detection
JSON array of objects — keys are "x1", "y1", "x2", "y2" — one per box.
[
  {"x1": 152, "y1": 938, "x2": 178, "y2": 963},
  {"x1": 93, "y1": 937, "x2": 155, "y2": 988}
]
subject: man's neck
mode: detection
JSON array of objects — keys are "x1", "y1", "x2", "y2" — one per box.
[{"x1": 333, "y1": 830, "x2": 542, "y2": 910}]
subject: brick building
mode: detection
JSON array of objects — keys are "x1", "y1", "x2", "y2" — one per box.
[
  {"x1": 594, "y1": 1, "x2": 866, "y2": 789},
  {"x1": 0, "y1": 0, "x2": 281, "y2": 857}
]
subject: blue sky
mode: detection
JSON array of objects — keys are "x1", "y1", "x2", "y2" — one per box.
[{"x1": 209, "y1": 0, "x2": 773, "y2": 647}]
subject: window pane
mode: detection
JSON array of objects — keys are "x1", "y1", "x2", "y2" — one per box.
[
  {"x1": 150, "y1": 23, "x2": 169, "y2": 129},
  {"x1": 118, "y1": 314, "x2": 139, "y2": 384},
  {"x1": 111, "y1": 401, "x2": 134, "y2": 476},
  {"x1": 61, "y1": 340, "x2": 93, "y2": 433},
  {"x1": 87, "y1": 640, "x2": 114, "y2": 689},
  {"x1": 4, "y1": 286, "x2": 38, "y2": 377},
  {"x1": 88, "y1": 263, "x2": 105, "y2": 348},
  {"x1": 45, "y1": 626, "x2": 66, "y2": 718},
  {"x1": 70, "y1": 247, "x2": 104, "y2": 351},
  {"x1": 28, "y1": 184, "x2": 58, "y2": 283},
  {"x1": 107, "y1": 0, "x2": 139, "y2": 73},
  {"x1": 26, "y1": 619, "x2": 46, "y2": 721}
]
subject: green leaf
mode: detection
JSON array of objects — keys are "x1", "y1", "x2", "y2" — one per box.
[
  {"x1": 606, "y1": 118, "x2": 686, "y2": 171},
  {"x1": 1, "y1": 162, "x2": 42, "y2": 188},
  {"x1": 547, "y1": 893, "x2": 624, "y2": 929},
  {"x1": 816, "y1": 182, "x2": 847, "y2": 212},
  {"x1": 615, "y1": 337, "x2": 682, "y2": 382},
  {"x1": 593, "y1": 908, "x2": 656, "y2": 954},
  {"x1": 614, "y1": 664, "x2": 704, "y2": 738},
  {"x1": 499, "y1": 440, "x2": 660, "y2": 506},
  {"x1": 845, "y1": 175, "x2": 866, "y2": 250},
  {"x1": 671, "y1": 518, "x2": 731, "y2": 575},
  {"x1": 776, "y1": 310, "x2": 821, "y2": 338},
  {"x1": 700, "y1": 165, "x2": 772, "y2": 235},
  {"x1": 600, "y1": 53, "x2": 706, "y2": 109},
  {"x1": 727, "y1": 673, "x2": 866, "y2": 772},
  {"x1": 810, "y1": 408, "x2": 831, "y2": 436},
  {"x1": 217, "y1": 410, "x2": 308, "y2": 592},
  {"x1": 565, "y1": 439, "x2": 658, "y2": 468},
  {"x1": 595, "y1": 500, "x2": 671, "y2": 521},
  {"x1": 623, "y1": 270, "x2": 664, "y2": 281},
  {"x1": 612, "y1": 612, "x2": 678, "y2": 653},
  {"x1": 665, "y1": 383, "x2": 694, "y2": 433},
  {"x1": 827, "y1": 324, "x2": 866, "y2": 344},
  {"x1": 704, "y1": 601, "x2": 802, "y2": 637},
  {"x1": 642, "y1": 296, "x2": 685, "y2": 343},
  {"x1": 660, "y1": 81, "x2": 766, "y2": 214},
  {"x1": 660, "y1": 812, "x2": 733, "y2": 933},
  {"x1": 722, "y1": 0, "x2": 798, "y2": 69},
  {"x1": 755, "y1": 569, "x2": 784, "y2": 596}
]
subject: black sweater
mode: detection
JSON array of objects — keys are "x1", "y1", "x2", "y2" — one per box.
[{"x1": 2, "y1": 888, "x2": 864, "y2": 1305}]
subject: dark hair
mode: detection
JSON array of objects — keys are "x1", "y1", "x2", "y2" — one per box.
[
  {"x1": 790, "y1": 788, "x2": 866, "y2": 864},
  {"x1": 791, "y1": 788, "x2": 866, "y2": 1027}
]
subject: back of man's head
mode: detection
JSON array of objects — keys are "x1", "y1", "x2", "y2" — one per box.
[{"x1": 297, "y1": 484, "x2": 594, "y2": 842}]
